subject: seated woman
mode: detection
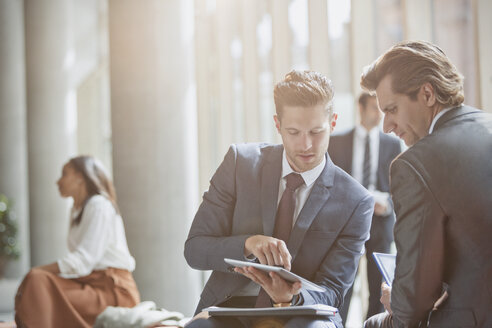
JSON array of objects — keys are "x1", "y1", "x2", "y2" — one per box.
[{"x1": 15, "y1": 155, "x2": 140, "y2": 328}]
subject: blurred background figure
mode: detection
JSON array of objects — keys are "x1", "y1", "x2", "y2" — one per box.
[
  {"x1": 15, "y1": 156, "x2": 140, "y2": 328},
  {"x1": 328, "y1": 93, "x2": 401, "y2": 324}
]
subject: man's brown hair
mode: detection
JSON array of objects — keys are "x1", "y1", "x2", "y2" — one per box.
[
  {"x1": 358, "y1": 92, "x2": 376, "y2": 109},
  {"x1": 274, "y1": 70, "x2": 334, "y2": 118},
  {"x1": 360, "y1": 40, "x2": 464, "y2": 108}
]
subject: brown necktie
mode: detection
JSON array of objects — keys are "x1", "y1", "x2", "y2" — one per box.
[{"x1": 255, "y1": 173, "x2": 305, "y2": 307}]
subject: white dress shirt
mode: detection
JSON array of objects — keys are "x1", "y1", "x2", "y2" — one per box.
[
  {"x1": 429, "y1": 107, "x2": 453, "y2": 133},
  {"x1": 278, "y1": 150, "x2": 326, "y2": 226},
  {"x1": 58, "y1": 195, "x2": 136, "y2": 278},
  {"x1": 352, "y1": 125, "x2": 380, "y2": 190}
]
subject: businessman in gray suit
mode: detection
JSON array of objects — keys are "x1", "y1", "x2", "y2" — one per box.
[
  {"x1": 329, "y1": 92, "x2": 401, "y2": 323},
  {"x1": 361, "y1": 41, "x2": 492, "y2": 328},
  {"x1": 185, "y1": 70, "x2": 374, "y2": 328}
]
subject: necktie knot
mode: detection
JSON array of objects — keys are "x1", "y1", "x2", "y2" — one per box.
[{"x1": 285, "y1": 173, "x2": 304, "y2": 191}]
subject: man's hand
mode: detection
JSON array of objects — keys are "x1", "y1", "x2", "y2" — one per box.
[
  {"x1": 374, "y1": 201, "x2": 388, "y2": 216},
  {"x1": 371, "y1": 190, "x2": 390, "y2": 216},
  {"x1": 380, "y1": 282, "x2": 392, "y2": 314},
  {"x1": 244, "y1": 235, "x2": 292, "y2": 270},
  {"x1": 234, "y1": 266, "x2": 301, "y2": 303}
]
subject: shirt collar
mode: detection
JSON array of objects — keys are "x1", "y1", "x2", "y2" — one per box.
[
  {"x1": 429, "y1": 107, "x2": 453, "y2": 133},
  {"x1": 355, "y1": 124, "x2": 379, "y2": 139},
  {"x1": 281, "y1": 150, "x2": 326, "y2": 187}
]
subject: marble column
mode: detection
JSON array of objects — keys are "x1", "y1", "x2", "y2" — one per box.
[
  {"x1": 25, "y1": 0, "x2": 77, "y2": 266},
  {"x1": 108, "y1": 0, "x2": 201, "y2": 315},
  {"x1": 308, "y1": 0, "x2": 331, "y2": 77},
  {"x1": 402, "y1": 0, "x2": 433, "y2": 40},
  {"x1": 477, "y1": 0, "x2": 492, "y2": 113},
  {"x1": 0, "y1": 0, "x2": 30, "y2": 278},
  {"x1": 350, "y1": 0, "x2": 376, "y2": 96}
]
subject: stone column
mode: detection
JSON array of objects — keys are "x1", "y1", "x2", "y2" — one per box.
[
  {"x1": 271, "y1": 0, "x2": 290, "y2": 84},
  {"x1": 477, "y1": 0, "x2": 492, "y2": 113},
  {"x1": 0, "y1": 0, "x2": 30, "y2": 278},
  {"x1": 350, "y1": 0, "x2": 376, "y2": 96},
  {"x1": 308, "y1": 0, "x2": 331, "y2": 77},
  {"x1": 402, "y1": 0, "x2": 433, "y2": 40},
  {"x1": 108, "y1": 0, "x2": 201, "y2": 315},
  {"x1": 25, "y1": 0, "x2": 77, "y2": 266}
]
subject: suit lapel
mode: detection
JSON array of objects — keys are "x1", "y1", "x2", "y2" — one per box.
[
  {"x1": 346, "y1": 129, "x2": 355, "y2": 175},
  {"x1": 288, "y1": 154, "x2": 335, "y2": 261},
  {"x1": 335, "y1": 129, "x2": 354, "y2": 174},
  {"x1": 433, "y1": 105, "x2": 479, "y2": 132},
  {"x1": 260, "y1": 146, "x2": 282, "y2": 237}
]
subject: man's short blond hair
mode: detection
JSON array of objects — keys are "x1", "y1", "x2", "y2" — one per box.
[
  {"x1": 274, "y1": 70, "x2": 334, "y2": 118},
  {"x1": 360, "y1": 40, "x2": 464, "y2": 108}
]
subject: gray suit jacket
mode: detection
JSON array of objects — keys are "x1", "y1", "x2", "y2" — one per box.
[
  {"x1": 389, "y1": 106, "x2": 492, "y2": 327},
  {"x1": 184, "y1": 143, "x2": 374, "y2": 316}
]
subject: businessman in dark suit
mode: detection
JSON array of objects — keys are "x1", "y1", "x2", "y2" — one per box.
[
  {"x1": 361, "y1": 41, "x2": 492, "y2": 328},
  {"x1": 185, "y1": 70, "x2": 374, "y2": 328},
  {"x1": 328, "y1": 93, "x2": 401, "y2": 323}
]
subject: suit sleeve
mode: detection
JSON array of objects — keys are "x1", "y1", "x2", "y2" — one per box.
[
  {"x1": 390, "y1": 158, "x2": 446, "y2": 327},
  {"x1": 376, "y1": 138, "x2": 402, "y2": 216},
  {"x1": 300, "y1": 193, "x2": 374, "y2": 308},
  {"x1": 184, "y1": 145, "x2": 251, "y2": 273},
  {"x1": 385, "y1": 140, "x2": 402, "y2": 215}
]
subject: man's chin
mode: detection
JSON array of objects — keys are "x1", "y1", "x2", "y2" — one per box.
[
  {"x1": 294, "y1": 159, "x2": 318, "y2": 172},
  {"x1": 402, "y1": 136, "x2": 417, "y2": 147}
]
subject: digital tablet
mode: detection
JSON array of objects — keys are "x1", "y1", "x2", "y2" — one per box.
[
  {"x1": 372, "y1": 252, "x2": 396, "y2": 286},
  {"x1": 224, "y1": 258, "x2": 325, "y2": 292},
  {"x1": 204, "y1": 304, "x2": 337, "y2": 316}
]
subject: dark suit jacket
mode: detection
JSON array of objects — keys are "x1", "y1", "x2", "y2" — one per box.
[
  {"x1": 328, "y1": 129, "x2": 401, "y2": 241},
  {"x1": 184, "y1": 143, "x2": 374, "y2": 316},
  {"x1": 389, "y1": 106, "x2": 492, "y2": 327}
]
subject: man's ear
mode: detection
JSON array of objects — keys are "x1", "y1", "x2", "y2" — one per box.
[
  {"x1": 330, "y1": 113, "x2": 338, "y2": 132},
  {"x1": 273, "y1": 115, "x2": 281, "y2": 132},
  {"x1": 420, "y1": 82, "x2": 436, "y2": 107}
]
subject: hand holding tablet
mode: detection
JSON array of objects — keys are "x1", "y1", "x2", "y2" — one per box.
[{"x1": 224, "y1": 258, "x2": 325, "y2": 292}]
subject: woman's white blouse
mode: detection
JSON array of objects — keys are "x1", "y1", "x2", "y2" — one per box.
[{"x1": 57, "y1": 195, "x2": 135, "y2": 278}]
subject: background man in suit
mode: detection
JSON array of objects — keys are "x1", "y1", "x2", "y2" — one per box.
[
  {"x1": 361, "y1": 40, "x2": 492, "y2": 328},
  {"x1": 328, "y1": 92, "x2": 401, "y2": 323},
  {"x1": 185, "y1": 70, "x2": 374, "y2": 328}
]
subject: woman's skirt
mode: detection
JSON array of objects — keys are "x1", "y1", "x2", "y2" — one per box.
[{"x1": 15, "y1": 267, "x2": 140, "y2": 328}]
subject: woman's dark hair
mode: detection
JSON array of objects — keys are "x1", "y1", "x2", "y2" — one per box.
[{"x1": 69, "y1": 156, "x2": 119, "y2": 225}]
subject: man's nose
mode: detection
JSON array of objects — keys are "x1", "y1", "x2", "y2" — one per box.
[
  {"x1": 383, "y1": 115, "x2": 393, "y2": 134},
  {"x1": 300, "y1": 133, "x2": 312, "y2": 150}
]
